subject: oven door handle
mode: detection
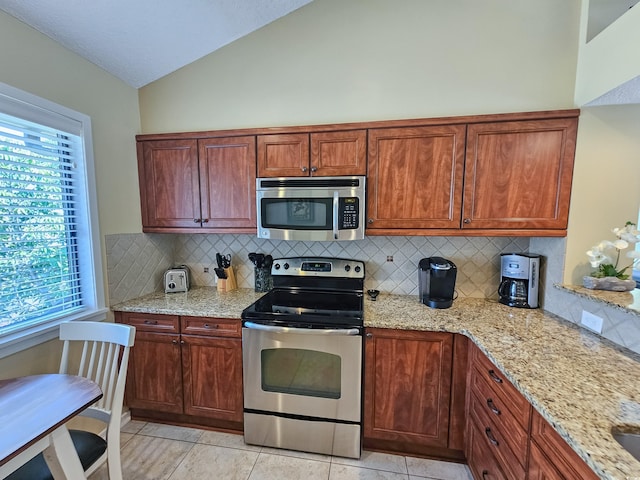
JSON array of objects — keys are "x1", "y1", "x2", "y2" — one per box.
[
  {"x1": 244, "y1": 321, "x2": 360, "y2": 336},
  {"x1": 332, "y1": 191, "x2": 340, "y2": 240}
]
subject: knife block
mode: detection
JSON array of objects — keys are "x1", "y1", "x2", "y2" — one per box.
[{"x1": 217, "y1": 267, "x2": 237, "y2": 292}]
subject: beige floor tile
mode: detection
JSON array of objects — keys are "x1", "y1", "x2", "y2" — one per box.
[
  {"x1": 405, "y1": 457, "x2": 472, "y2": 480},
  {"x1": 139, "y1": 422, "x2": 204, "y2": 443},
  {"x1": 260, "y1": 445, "x2": 332, "y2": 462},
  {"x1": 121, "y1": 419, "x2": 146, "y2": 434},
  {"x1": 329, "y1": 463, "x2": 409, "y2": 479},
  {"x1": 331, "y1": 450, "x2": 408, "y2": 474},
  {"x1": 169, "y1": 444, "x2": 259, "y2": 480},
  {"x1": 198, "y1": 430, "x2": 262, "y2": 452},
  {"x1": 249, "y1": 452, "x2": 331, "y2": 479},
  {"x1": 118, "y1": 434, "x2": 195, "y2": 479}
]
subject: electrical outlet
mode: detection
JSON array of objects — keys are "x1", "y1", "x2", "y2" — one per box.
[
  {"x1": 581, "y1": 310, "x2": 603, "y2": 334},
  {"x1": 386, "y1": 256, "x2": 394, "y2": 262},
  {"x1": 204, "y1": 267, "x2": 209, "y2": 273}
]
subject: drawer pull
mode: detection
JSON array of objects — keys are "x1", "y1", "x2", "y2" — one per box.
[
  {"x1": 488, "y1": 369, "x2": 503, "y2": 384},
  {"x1": 487, "y1": 398, "x2": 501, "y2": 415},
  {"x1": 143, "y1": 320, "x2": 158, "y2": 325},
  {"x1": 203, "y1": 323, "x2": 219, "y2": 329},
  {"x1": 485, "y1": 427, "x2": 499, "y2": 446},
  {"x1": 482, "y1": 470, "x2": 490, "y2": 480},
  {"x1": 172, "y1": 339, "x2": 178, "y2": 345}
]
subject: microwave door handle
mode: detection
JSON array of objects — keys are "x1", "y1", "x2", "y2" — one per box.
[{"x1": 333, "y1": 191, "x2": 339, "y2": 240}]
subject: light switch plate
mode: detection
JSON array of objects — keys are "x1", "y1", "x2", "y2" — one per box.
[{"x1": 581, "y1": 310, "x2": 604, "y2": 334}]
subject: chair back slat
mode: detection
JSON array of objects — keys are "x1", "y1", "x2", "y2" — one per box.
[{"x1": 58, "y1": 322, "x2": 136, "y2": 414}]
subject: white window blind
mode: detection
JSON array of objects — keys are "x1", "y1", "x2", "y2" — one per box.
[
  {"x1": 0, "y1": 113, "x2": 84, "y2": 331},
  {"x1": 0, "y1": 82, "x2": 105, "y2": 356}
]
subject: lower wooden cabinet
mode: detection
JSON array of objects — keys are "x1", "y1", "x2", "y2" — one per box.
[
  {"x1": 528, "y1": 410, "x2": 599, "y2": 480},
  {"x1": 116, "y1": 311, "x2": 243, "y2": 431},
  {"x1": 363, "y1": 328, "x2": 465, "y2": 460}
]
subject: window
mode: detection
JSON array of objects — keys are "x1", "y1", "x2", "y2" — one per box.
[{"x1": 0, "y1": 82, "x2": 106, "y2": 358}]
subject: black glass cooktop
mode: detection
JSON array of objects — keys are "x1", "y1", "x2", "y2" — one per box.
[{"x1": 241, "y1": 288, "x2": 364, "y2": 328}]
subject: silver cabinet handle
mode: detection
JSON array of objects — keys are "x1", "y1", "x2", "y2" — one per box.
[{"x1": 244, "y1": 321, "x2": 360, "y2": 336}]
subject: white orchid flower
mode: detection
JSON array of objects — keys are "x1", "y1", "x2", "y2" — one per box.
[{"x1": 586, "y1": 246, "x2": 607, "y2": 267}]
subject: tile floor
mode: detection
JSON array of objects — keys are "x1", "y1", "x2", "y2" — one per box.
[{"x1": 89, "y1": 420, "x2": 473, "y2": 480}]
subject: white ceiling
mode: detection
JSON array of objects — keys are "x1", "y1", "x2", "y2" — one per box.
[{"x1": 0, "y1": 0, "x2": 313, "y2": 88}]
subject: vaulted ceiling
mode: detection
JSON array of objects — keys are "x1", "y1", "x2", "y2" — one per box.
[{"x1": 0, "y1": 0, "x2": 313, "y2": 88}]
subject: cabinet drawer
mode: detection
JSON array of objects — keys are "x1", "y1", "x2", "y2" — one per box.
[
  {"x1": 530, "y1": 410, "x2": 599, "y2": 480},
  {"x1": 469, "y1": 406, "x2": 528, "y2": 480},
  {"x1": 469, "y1": 389, "x2": 529, "y2": 471},
  {"x1": 469, "y1": 364, "x2": 532, "y2": 435},
  {"x1": 181, "y1": 316, "x2": 241, "y2": 338},
  {"x1": 120, "y1": 312, "x2": 179, "y2": 333},
  {"x1": 467, "y1": 419, "x2": 509, "y2": 480},
  {"x1": 470, "y1": 347, "x2": 531, "y2": 427}
]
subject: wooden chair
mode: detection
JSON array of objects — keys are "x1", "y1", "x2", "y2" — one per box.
[{"x1": 7, "y1": 321, "x2": 136, "y2": 480}]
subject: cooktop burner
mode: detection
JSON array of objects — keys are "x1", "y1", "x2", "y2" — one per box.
[{"x1": 241, "y1": 257, "x2": 365, "y2": 329}]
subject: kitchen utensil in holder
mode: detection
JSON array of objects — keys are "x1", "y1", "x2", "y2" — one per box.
[
  {"x1": 217, "y1": 266, "x2": 237, "y2": 292},
  {"x1": 254, "y1": 266, "x2": 273, "y2": 292}
]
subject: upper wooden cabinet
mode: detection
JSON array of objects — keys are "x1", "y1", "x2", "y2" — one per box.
[
  {"x1": 367, "y1": 125, "x2": 466, "y2": 230},
  {"x1": 257, "y1": 130, "x2": 366, "y2": 177},
  {"x1": 138, "y1": 136, "x2": 256, "y2": 233},
  {"x1": 366, "y1": 111, "x2": 579, "y2": 236},
  {"x1": 462, "y1": 118, "x2": 577, "y2": 231}
]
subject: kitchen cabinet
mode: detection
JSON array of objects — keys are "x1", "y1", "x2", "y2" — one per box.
[
  {"x1": 466, "y1": 343, "x2": 599, "y2": 480},
  {"x1": 137, "y1": 136, "x2": 256, "y2": 233},
  {"x1": 257, "y1": 130, "x2": 366, "y2": 177},
  {"x1": 116, "y1": 311, "x2": 243, "y2": 431},
  {"x1": 366, "y1": 111, "x2": 579, "y2": 236},
  {"x1": 462, "y1": 118, "x2": 577, "y2": 231},
  {"x1": 367, "y1": 125, "x2": 466, "y2": 230},
  {"x1": 528, "y1": 409, "x2": 599, "y2": 480},
  {"x1": 363, "y1": 328, "x2": 464, "y2": 459}
]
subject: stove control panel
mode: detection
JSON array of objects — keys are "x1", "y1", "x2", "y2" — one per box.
[{"x1": 272, "y1": 257, "x2": 365, "y2": 279}]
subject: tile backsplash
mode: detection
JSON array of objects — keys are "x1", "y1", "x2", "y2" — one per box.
[
  {"x1": 105, "y1": 233, "x2": 528, "y2": 305},
  {"x1": 106, "y1": 233, "x2": 640, "y2": 353}
]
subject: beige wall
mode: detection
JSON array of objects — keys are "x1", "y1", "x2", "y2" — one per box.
[
  {"x1": 0, "y1": 11, "x2": 141, "y2": 376},
  {"x1": 139, "y1": 0, "x2": 581, "y2": 133},
  {"x1": 565, "y1": 105, "x2": 640, "y2": 283}
]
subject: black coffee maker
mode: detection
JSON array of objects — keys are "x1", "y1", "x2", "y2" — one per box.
[{"x1": 418, "y1": 257, "x2": 457, "y2": 309}]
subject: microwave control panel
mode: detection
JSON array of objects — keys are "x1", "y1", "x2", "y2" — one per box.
[{"x1": 339, "y1": 197, "x2": 359, "y2": 229}]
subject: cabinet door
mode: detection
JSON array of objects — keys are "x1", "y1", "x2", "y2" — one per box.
[
  {"x1": 463, "y1": 118, "x2": 577, "y2": 230},
  {"x1": 364, "y1": 328, "x2": 453, "y2": 448},
  {"x1": 126, "y1": 331, "x2": 183, "y2": 413},
  {"x1": 181, "y1": 334, "x2": 243, "y2": 423},
  {"x1": 257, "y1": 133, "x2": 310, "y2": 177},
  {"x1": 367, "y1": 126, "x2": 466, "y2": 230},
  {"x1": 310, "y1": 130, "x2": 367, "y2": 176},
  {"x1": 198, "y1": 136, "x2": 256, "y2": 229},
  {"x1": 529, "y1": 410, "x2": 599, "y2": 480},
  {"x1": 138, "y1": 139, "x2": 201, "y2": 228}
]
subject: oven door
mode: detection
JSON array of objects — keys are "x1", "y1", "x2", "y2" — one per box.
[{"x1": 242, "y1": 322, "x2": 362, "y2": 423}]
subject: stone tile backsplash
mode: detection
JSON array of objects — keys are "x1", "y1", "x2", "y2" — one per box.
[
  {"x1": 106, "y1": 233, "x2": 640, "y2": 353},
  {"x1": 106, "y1": 233, "x2": 529, "y2": 304}
]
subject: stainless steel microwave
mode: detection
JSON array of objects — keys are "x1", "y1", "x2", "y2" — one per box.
[{"x1": 256, "y1": 176, "x2": 366, "y2": 241}]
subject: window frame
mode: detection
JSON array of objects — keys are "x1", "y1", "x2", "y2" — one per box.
[{"x1": 0, "y1": 82, "x2": 106, "y2": 359}]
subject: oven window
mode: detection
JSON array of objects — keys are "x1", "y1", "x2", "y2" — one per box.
[
  {"x1": 261, "y1": 198, "x2": 332, "y2": 230},
  {"x1": 261, "y1": 348, "x2": 341, "y2": 399}
]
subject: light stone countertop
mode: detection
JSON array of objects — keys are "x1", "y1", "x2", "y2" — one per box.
[{"x1": 113, "y1": 287, "x2": 640, "y2": 480}]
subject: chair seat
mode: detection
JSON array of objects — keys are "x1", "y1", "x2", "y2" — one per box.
[{"x1": 6, "y1": 429, "x2": 107, "y2": 480}]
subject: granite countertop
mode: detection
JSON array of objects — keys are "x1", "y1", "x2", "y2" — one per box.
[{"x1": 113, "y1": 287, "x2": 640, "y2": 479}]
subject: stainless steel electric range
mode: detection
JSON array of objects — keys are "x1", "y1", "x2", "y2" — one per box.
[{"x1": 241, "y1": 257, "x2": 365, "y2": 459}]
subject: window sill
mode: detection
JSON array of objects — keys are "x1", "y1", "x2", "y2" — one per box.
[
  {"x1": 555, "y1": 284, "x2": 640, "y2": 318},
  {"x1": 0, "y1": 307, "x2": 109, "y2": 360}
]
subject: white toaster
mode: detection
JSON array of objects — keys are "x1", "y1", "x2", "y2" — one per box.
[{"x1": 164, "y1": 267, "x2": 190, "y2": 293}]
